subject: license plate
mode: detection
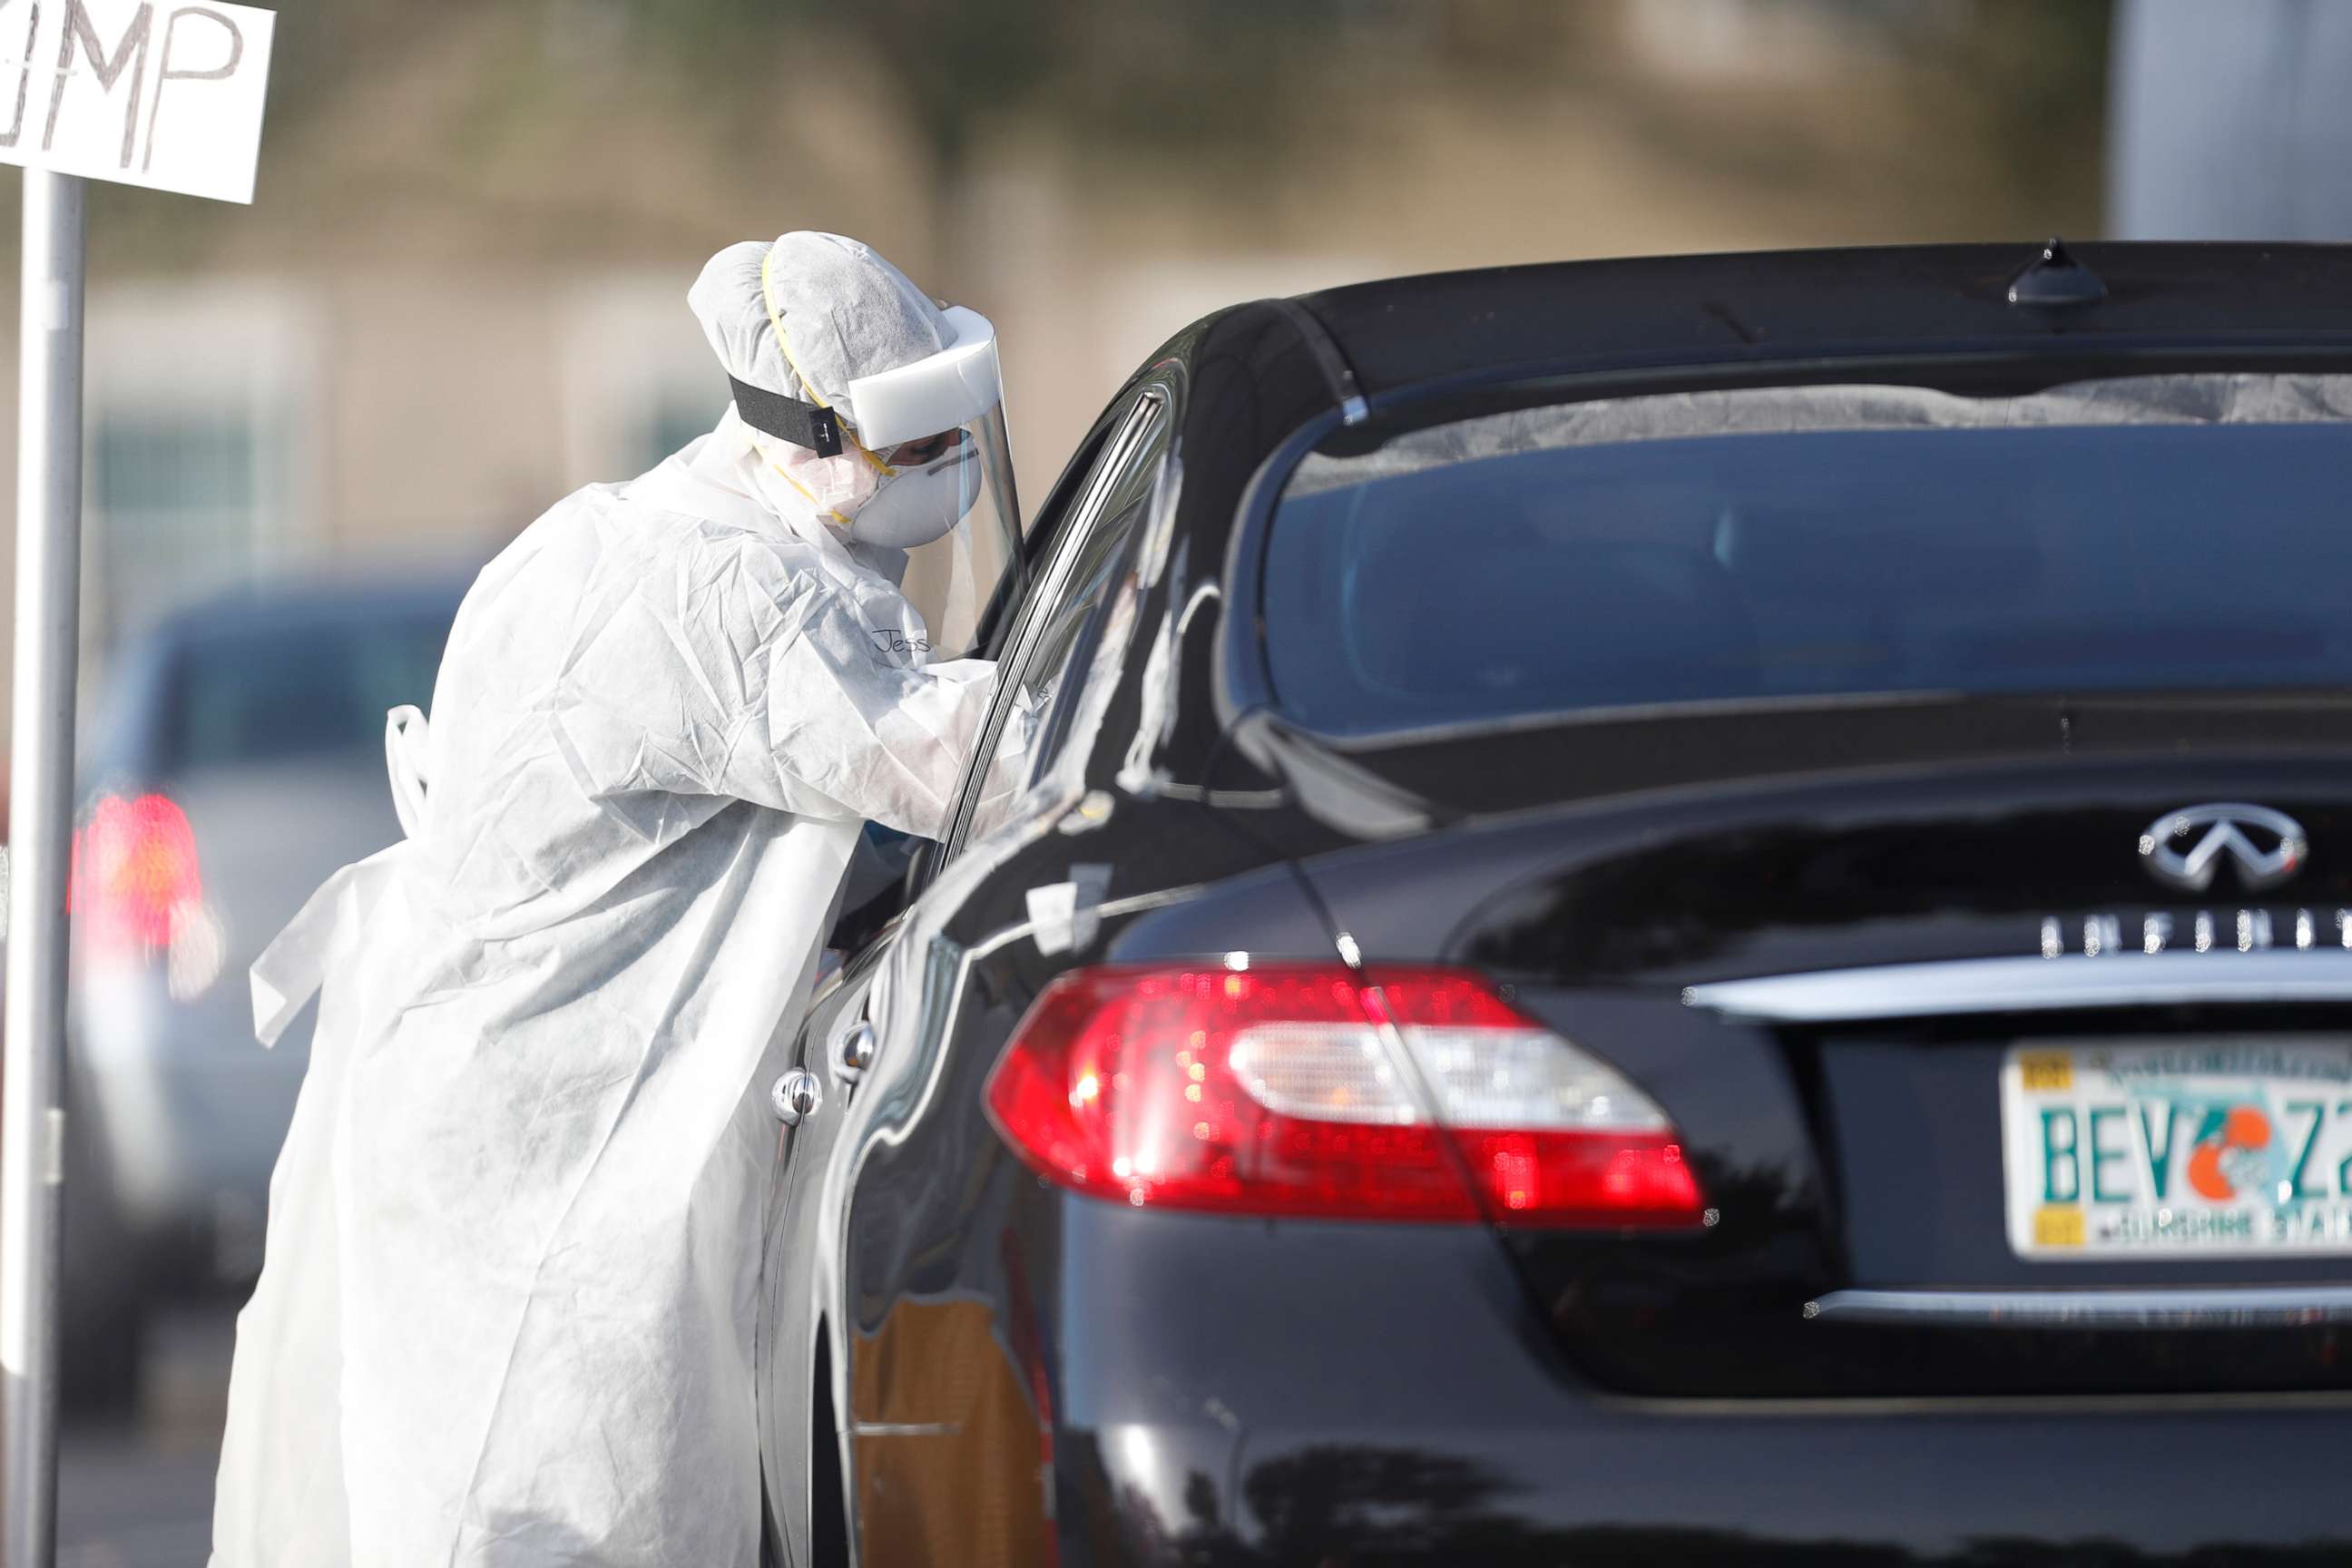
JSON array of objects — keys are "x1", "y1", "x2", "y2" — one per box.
[{"x1": 2000, "y1": 1038, "x2": 2352, "y2": 1259}]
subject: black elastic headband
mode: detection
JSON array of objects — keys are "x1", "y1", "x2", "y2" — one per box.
[{"x1": 728, "y1": 375, "x2": 843, "y2": 458}]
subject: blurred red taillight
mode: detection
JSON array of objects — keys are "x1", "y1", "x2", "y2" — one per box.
[
  {"x1": 983, "y1": 965, "x2": 1705, "y2": 1228},
  {"x1": 70, "y1": 792, "x2": 202, "y2": 952}
]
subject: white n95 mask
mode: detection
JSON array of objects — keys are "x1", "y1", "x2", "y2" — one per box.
[{"x1": 845, "y1": 443, "x2": 980, "y2": 548}]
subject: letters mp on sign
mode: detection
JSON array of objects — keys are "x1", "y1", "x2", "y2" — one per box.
[{"x1": 0, "y1": 0, "x2": 273, "y2": 203}]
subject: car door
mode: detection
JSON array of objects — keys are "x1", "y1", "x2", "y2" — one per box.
[{"x1": 755, "y1": 378, "x2": 1175, "y2": 1565}]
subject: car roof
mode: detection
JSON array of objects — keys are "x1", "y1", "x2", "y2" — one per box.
[{"x1": 1291, "y1": 241, "x2": 2352, "y2": 398}]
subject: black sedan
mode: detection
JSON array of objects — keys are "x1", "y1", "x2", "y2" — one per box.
[{"x1": 757, "y1": 242, "x2": 2352, "y2": 1567}]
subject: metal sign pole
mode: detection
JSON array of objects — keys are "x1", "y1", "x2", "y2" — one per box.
[{"x1": 3, "y1": 166, "x2": 87, "y2": 1568}]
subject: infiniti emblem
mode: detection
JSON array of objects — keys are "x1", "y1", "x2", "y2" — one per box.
[{"x1": 2139, "y1": 803, "x2": 2308, "y2": 893}]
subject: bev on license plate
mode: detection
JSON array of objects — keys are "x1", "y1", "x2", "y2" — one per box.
[{"x1": 2000, "y1": 1038, "x2": 2352, "y2": 1259}]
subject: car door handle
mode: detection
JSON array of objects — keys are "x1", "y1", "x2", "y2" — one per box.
[
  {"x1": 1804, "y1": 1286, "x2": 2352, "y2": 1330},
  {"x1": 770, "y1": 1068, "x2": 822, "y2": 1127}
]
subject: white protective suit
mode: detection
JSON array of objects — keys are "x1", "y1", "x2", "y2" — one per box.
[{"x1": 211, "y1": 234, "x2": 1018, "y2": 1567}]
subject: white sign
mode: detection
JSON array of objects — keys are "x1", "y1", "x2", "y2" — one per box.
[{"x1": 0, "y1": 0, "x2": 272, "y2": 203}]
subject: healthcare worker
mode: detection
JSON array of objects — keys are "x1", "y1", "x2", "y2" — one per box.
[{"x1": 211, "y1": 232, "x2": 1028, "y2": 1567}]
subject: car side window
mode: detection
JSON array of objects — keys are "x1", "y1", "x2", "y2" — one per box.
[
  {"x1": 944, "y1": 388, "x2": 1171, "y2": 858},
  {"x1": 972, "y1": 424, "x2": 1114, "y2": 663},
  {"x1": 883, "y1": 394, "x2": 1152, "y2": 904},
  {"x1": 1008, "y1": 412, "x2": 1170, "y2": 779}
]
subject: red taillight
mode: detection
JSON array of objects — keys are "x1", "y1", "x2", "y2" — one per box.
[
  {"x1": 70, "y1": 792, "x2": 202, "y2": 951},
  {"x1": 983, "y1": 965, "x2": 1705, "y2": 1228}
]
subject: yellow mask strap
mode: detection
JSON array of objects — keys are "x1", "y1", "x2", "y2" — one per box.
[{"x1": 760, "y1": 245, "x2": 897, "y2": 478}]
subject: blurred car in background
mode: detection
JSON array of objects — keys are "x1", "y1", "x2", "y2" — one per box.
[{"x1": 63, "y1": 573, "x2": 465, "y2": 1413}]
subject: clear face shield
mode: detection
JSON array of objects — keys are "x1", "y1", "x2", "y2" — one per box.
[{"x1": 841, "y1": 306, "x2": 1023, "y2": 659}]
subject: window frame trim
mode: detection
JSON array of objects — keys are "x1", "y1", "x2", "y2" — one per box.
[{"x1": 936, "y1": 387, "x2": 1171, "y2": 863}]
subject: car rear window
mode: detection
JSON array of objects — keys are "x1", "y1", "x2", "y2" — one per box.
[
  {"x1": 162, "y1": 611, "x2": 453, "y2": 772},
  {"x1": 1261, "y1": 378, "x2": 2352, "y2": 737}
]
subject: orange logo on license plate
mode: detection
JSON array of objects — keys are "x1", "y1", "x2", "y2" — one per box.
[{"x1": 2019, "y1": 1053, "x2": 2073, "y2": 1093}]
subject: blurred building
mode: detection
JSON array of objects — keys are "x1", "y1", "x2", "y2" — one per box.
[{"x1": 0, "y1": 0, "x2": 2112, "y2": 740}]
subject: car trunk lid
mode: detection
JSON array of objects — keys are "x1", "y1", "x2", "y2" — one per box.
[{"x1": 1276, "y1": 710, "x2": 2352, "y2": 1398}]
